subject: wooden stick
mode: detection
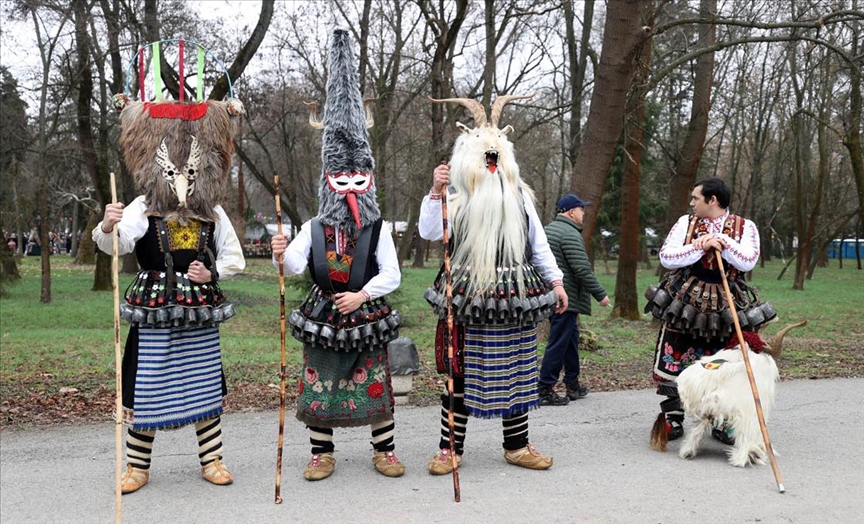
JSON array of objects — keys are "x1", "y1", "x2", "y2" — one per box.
[
  {"x1": 273, "y1": 176, "x2": 288, "y2": 504},
  {"x1": 440, "y1": 183, "x2": 461, "y2": 502},
  {"x1": 714, "y1": 250, "x2": 785, "y2": 493},
  {"x1": 110, "y1": 172, "x2": 123, "y2": 523}
]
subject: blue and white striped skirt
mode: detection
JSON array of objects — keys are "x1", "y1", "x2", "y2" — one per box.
[
  {"x1": 463, "y1": 324, "x2": 540, "y2": 419},
  {"x1": 128, "y1": 326, "x2": 225, "y2": 431}
]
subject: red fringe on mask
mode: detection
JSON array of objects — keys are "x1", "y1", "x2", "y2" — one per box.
[{"x1": 144, "y1": 101, "x2": 209, "y2": 120}]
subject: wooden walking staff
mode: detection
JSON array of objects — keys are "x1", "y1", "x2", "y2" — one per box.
[
  {"x1": 440, "y1": 181, "x2": 462, "y2": 502},
  {"x1": 109, "y1": 172, "x2": 123, "y2": 523},
  {"x1": 714, "y1": 250, "x2": 785, "y2": 493},
  {"x1": 273, "y1": 176, "x2": 288, "y2": 504}
]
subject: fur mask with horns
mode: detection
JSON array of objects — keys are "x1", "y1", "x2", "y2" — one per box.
[
  {"x1": 119, "y1": 100, "x2": 242, "y2": 223},
  {"x1": 306, "y1": 29, "x2": 380, "y2": 234},
  {"x1": 430, "y1": 94, "x2": 535, "y2": 290}
]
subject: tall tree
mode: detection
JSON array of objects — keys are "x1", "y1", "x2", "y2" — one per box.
[{"x1": 571, "y1": 0, "x2": 650, "y2": 250}]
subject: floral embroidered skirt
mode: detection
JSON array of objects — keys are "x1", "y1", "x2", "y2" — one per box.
[
  {"x1": 652, "y1": 324, "x2": 728, "y2": 383},
  {"x1": 296, "y1": 343, "x2": 395, "y2": 429}
]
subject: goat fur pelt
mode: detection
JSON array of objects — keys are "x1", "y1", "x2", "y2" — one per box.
[
  {"x1": 676, "y1": 345, "x2": 778, "y2": 467},
  {"x1": 120, "y1": 100, "x2": 235, "y2": 223}
]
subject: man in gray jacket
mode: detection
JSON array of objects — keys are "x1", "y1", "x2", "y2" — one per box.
[{"x1": 539, "y1": 194, "x2": 610, "y2": 406}]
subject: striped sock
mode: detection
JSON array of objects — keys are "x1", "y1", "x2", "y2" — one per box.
[
  {"x1": 502, "y1": 412, "x2": 529, "y2": 451},
  {"x1": 308, "y1": 425, "x2": 335, "y2": 455},
  {"x1": 370, "y1": 419, "x2": 395, "y2": 452},
  {"x1": 126, "y1": 429, "x2": 156, "y2": 470},
  {"x1": 438, "y1": 378, "x2": 468, "y2": 455},
  {"x1": 195, "y1": 417, "x2": 224, "y2": 466}
]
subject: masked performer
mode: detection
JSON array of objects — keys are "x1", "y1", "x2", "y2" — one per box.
[
  {"x1": 270, "y1": 29, "x2": 404, "y2": 482},
  {"x1": 419, "y1": 95, "x2": 567, "y2": 474},
  {"x1": 645, "y1": 178, "x2": 775, "y2": 447},
  {"x1": 94, "y1": 86, "x2": 246, "y2": 493}
]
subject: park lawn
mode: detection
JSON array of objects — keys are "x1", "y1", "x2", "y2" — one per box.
[{"x1": 1, "y1": 255, "x2": 861, "y2": 428}]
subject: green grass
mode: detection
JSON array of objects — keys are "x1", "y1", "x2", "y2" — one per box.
[{"x1": 1, "y1": 255, "x2": 862, "y2": 426}]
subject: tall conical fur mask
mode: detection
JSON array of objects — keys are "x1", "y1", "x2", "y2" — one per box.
[{"x1": 316, "y1": 29, "x2": 380, "y2": 234}]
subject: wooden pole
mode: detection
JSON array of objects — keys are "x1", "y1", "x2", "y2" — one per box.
[
  {"x1": 110, "y1": 172, "x2": 123, "y2": 523},
  {"x1": 715, "y1": 250, "x2": 785, "y2": 493},
  {"x1": 440, "y1": 184, "x2": 461, "y2": 502},
  {"x1": 273, "y1": 176, "x2": 287, "y2": 504}
]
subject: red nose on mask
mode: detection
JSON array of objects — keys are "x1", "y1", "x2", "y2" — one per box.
[{"x1": 346, "y1": 192, "x2": 361, "y2": 229}]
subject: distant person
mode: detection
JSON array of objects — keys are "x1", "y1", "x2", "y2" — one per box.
[
  {"x1": 645, "y1": 178, "x2": 775, "y2": 446},
  {"x1": 538, "y1": 194, "x2": 610, "y2": 406},
  {"x1": 25, "y1": 229, "x2": 40, "y2": 256}
]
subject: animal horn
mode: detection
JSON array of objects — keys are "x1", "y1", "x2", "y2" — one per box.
[
  {"x1": 490, "y1": 93, "x2": 534, "y2": 128},
  {"x1": 363, "y1": 97, "x2": 376, "y2": 129},
  {"x1": 428, "y1": 96, "x2": 487, "y2": 127},
  {"x1": 304, "y1": 101, "x2": 325, "y2": 130},
  {"x1": 765, "y1": 320, "x2": 808, "y2": 358}
]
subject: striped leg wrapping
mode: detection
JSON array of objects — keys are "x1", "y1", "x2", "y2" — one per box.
[
  {"x1": 126, "y1": 428, "x2": 156, "y2": 470},
  {"x1": 438, "y1": 381, "x2": 468, "y2": 454},
  {"x1": 370, "y1": 419, "x2": 396, "y2": 452},
  {"x1": 308, "y1": 425, "x2": 335, "y2": 455},
  {"x1": 195, "y1": 417, "x2": 223, "y2": 466},
  {"x1": 502, "y1": 412, "x2": 529, "y2": 451}
]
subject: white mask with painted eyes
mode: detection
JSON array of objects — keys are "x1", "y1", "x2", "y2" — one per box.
[{"x1": 155, "y1": 135, "x2": 201, "y2": 204}]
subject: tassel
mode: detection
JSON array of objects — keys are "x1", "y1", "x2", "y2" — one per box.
[{"x1": 649, "y1": 413, "x2": 668, "y2": 452}]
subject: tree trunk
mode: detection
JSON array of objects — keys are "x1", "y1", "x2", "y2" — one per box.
[
  {"x1": 843, "y1": 18, "x2": 864, "y2": 229},
  {"x1": 666, "y1": 0, "x2": 716, "y2": 226},
  {"x1": 572, "y1": 0, "x2": 649, "y2": 251},
  {"x1": 75, "y1": 212, "x2": 98, "y2": 265},
  {"x1": 611, "y1": 14, "x2": 654, "y2": 321}
]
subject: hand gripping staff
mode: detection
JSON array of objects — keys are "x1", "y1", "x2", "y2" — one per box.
[
  {"x1": 441, "y1": 183, "x2": 462, "y2": 502},
  {"x1": 273, "y1": 176, "x2": 288, "y2": 504},
  {"x1": 109, "y1": 172, "x2": 123, "y2": 523},
  {"x1": 715, "y1": 250, "x2": 785, "y2": 493}
]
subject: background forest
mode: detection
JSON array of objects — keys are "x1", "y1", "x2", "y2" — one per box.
[{"x1": 1, "y1": 0, "x2": 862, "y2": 319}]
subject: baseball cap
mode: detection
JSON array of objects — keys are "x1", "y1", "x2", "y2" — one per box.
[{"x1": 556, "y1": 194, "x2": 592, "y2": 213}]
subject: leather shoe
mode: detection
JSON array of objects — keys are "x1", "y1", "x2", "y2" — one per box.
[
  {"x1": 566, "y1": 383, "x2": 589, "y2": 400},
  {"x1": 303, "y1": 452, "x2": 336, "y2": 481},
  {"x1": 504, "y1": 444, "x2": 553, "y2": 470},
  {"x1": 539, "y1": 386, "x2": 570, "y2": 406},
  {"x1": 120, "y1": 465, "x2": 149, "y2": 494},
  {"x1": 428, "y1": 448, "x2": 462, "y2": 475},
  {"x1": 201, "y1": 458, "x2": 233, "y2": 485},
  {"x1": 373, "y1": 450, "x2": 405, "y2": 477}
]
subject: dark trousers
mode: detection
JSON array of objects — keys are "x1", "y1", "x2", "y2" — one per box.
[{"x1": 538, "y1": 311, "x2": 580, "y2": 388}]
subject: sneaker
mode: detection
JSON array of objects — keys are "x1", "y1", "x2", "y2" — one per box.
[
  {"x1": 539, "y1": 387, "x2": 570, "y2": 406},
  {"x1": 201, "y1": 458, "x2": 233, "y2": 485},
  {"x1": 428, "y1": 448, "x2": 462, "y2": 476},
  {"x1": 565, "y1": 383, "x2": 589, "y2": 400},
  {"x1": 503, "y1": 444, "x2": 553, "y2": 470},
  {"x1": 120, "y1": 465, "x2": 149, "y2": 494},
  {"x1": 712, "y1": 426, "x2": 735, "y2": 445},
  {"x1": 666, "y1": 419, "x2": 684, "y2": 441},
  {"x1": 372, "y1": 450, "x2": 405, "y2": 478},
  {"x1": 303, "y1": 452, "x2": 336, "y2": 481}
]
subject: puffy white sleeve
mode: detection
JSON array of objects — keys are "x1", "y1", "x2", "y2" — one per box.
[
  {"x1": 418, "y1": 194, "x2": 445, "y2": 241},
  {"x1": 362, "y1": 226, "x2": 401, "y2": 299},
  {"x1": 524, "y1": 195, "x2": 563, "y2": 283},
  {"x1": 275, "y1": 220, "x2": 313, "y2": 276},
  {"x1": 659, "y1": 215, "x2": 703, "y2": 269},
  {"x1": 92, "y1": 196, "x2": 149, "y2": 255},
  {"x1": 719, "y1": 218, "x2": 760, "y2": 272},
  {"x1": 213, "y1": 205, "x2": 245, "y2": 280}
]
